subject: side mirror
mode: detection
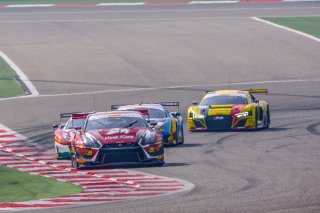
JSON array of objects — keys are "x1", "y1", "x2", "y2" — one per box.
[
  {"x1": 192, "y1": 101, "x2": 198, "y2": 106},
  {"x1": 52, "y1": 124, "x2": 59, "y2": 129},
  {"x1": 171, "y1": 112, "x2": 180, "y2": 118}
]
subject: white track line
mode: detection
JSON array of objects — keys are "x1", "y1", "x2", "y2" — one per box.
[
  {"x1": 252, "y1": 17, "x2": 320, "y2": 42},
  {"x1": 1, "y1": 78, "x2": 319, "y2": 101},
  {"x1": 0, "y1": 51, "x2": 39, "y2": 97},
  {"x1": 98, "y1": 3, "x2": 145, "y2": 6}
]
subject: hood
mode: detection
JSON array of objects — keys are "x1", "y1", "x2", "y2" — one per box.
[
  {"x1": 207, "y1": 104, "x2": 247, "y2": 116},
  {"x1": 89, "y1": 128, "x2": 145, "y2": 145}
]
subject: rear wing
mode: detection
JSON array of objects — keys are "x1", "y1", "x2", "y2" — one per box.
[
  {"x1": 244, "y1": 89, "x2": 268, "y2": 94},
  {"x1": 60, "y1": 112, "x2": 79, "y2": 119},
  {"x1": 111, "y1": 104, "x2": 128, "y2": 110},
  {"x1": 111, "y1": 102, "x2": 179, "y2": 110},
  {"x1": 205, "y1": 89, "x2": 268, "y2": 94},
  {"x1": 157, "y1": 102, "x2": 179, "y2": 108},
  {"x1": 60, "y1": 112, "x2": 93, "y2": 120}
]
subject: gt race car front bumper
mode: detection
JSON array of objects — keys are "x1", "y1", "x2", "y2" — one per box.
[{"x1": 73, "y1": 143, "x2": 164, "y2": 168}]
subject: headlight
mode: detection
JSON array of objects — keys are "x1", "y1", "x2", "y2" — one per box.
[
  {"x1": 192, "y1": 113, "x2": 205, "y2": 119},
  {"x1": 138, "y1": 132, "x2": 156, "y2": 145},
  {"x1": 234, "y1": 111, "x2": 251, "y2": 118},
  {"x1": 157, "y1": 122, "x2": 166, "y2": 133},
  {"x1": 82, "y1": 134, "x2": 101, "y2": 148},
  {"x1": 62, "y1": 131, "x2": 70, "y2": 141},
  {"x1": 55, "y1": 136, "x2": 61, "y2": 143}
]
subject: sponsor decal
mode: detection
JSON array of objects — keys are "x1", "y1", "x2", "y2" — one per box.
[
  {"x1": 213, "y1": 116, "x2": 224, "y2": 120},
  {"x1": 107, "y1": 128, "x2": 130, "y2": 135},
  {"x1": 105, "y1": 135, "x2": 134, "y2": 140}
]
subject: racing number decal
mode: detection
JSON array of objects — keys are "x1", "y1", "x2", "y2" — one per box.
[{"x1": 107, "y1": 128, "x2": 130, "y2": 135}]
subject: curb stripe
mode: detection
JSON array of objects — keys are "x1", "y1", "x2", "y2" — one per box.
[
  {"x1": 6, "y1": 4, "x2": 55, "y2": 8},
  {"x1": 48, "y1": 198, "x2": 124, "y2": 203},
  {"x1": 66, "y1": 192, "x2": 163, "y2": 197},
  {"x1": 0, "y1": 125, "x2": 194, "y2": 211},
  {"x1": 0, "y1": 203, "x2": 71, "y2": 208},
  {"x1": 0, "y1": 140, "x2": 24, "y2": 143},
  {"x1": 0, "y1": 134, "x2": 16, "y2": 138}
]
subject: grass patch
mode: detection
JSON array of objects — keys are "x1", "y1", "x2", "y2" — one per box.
[
  {"x1": 262, "y1": 16, "x2": 320, "y2": 39},
  {"x1": 0, "y1": 0, "x2": 226, "y2": 4},
  {"x1": 0, "y1": 57, "x2": 25, "y2": 98},
  {"x1": 0, "y1": 166, "x2": 83, "y2": 202}
]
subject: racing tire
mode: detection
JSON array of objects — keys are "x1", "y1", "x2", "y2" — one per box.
[
  {"x1": 254, "y1": 107, "x2": 260, "y2": 130},
  {"x1": 156, "y1": 162, "x2": 165, "y2": 167},
  {"x1": 70, "y1": 148, "x2": 80, "y2": 169},
  {"x1": 172, "y1": 131, "x2": 178, "y2": 146},
  {"x1": 178, "y1": 125, "x2": 184, "y2": 145},
  {"x1": 55, "y1": 146, "x2": 59, "y2": 159},
  {"x1": 155, "y1": 160, "x2": 165, "y2": 167},
  {"x1": 265, "y1": 106, "x2": 270, "y2": 129}
]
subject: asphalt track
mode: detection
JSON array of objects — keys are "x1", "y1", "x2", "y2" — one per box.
[{"x1": 0, "y1": 2, "x2": 320, "y2": 212}]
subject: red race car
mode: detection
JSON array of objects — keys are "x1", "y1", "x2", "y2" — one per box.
[
  {"x1": 53, "y1": 112, "x2": 91, "y2": 159},
  {"x1": 70, "y1": 110, "x2": 164, "y2": 168}
]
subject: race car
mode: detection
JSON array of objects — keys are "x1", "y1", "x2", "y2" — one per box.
[
  {"x1": 188, "y1": 89, "x2": 270, "y2": 131},
  {"x1": 112, "y1": 102, "x2": 184, "y2": 145},
  {"x1": 70, "y1": 111, "x2": 164, "y2": 168},
  {"x1": 53, "y1": 112, "x2": 91, "y2": 159}
]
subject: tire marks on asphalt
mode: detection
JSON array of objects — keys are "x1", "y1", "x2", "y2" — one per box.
[
  {"x1": 0, "y1": 124, "x2": 194, "y2": 211},
  {"x1": 306, "y1": 122, "x2": 320, "y2": 136}
]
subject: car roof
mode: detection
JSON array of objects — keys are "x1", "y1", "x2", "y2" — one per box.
[
  {"x1": 118, "y1": 104, "x2": 165, "y2": 111},
  {"x1": 89, "y1": 111, "x2": 144, "y2": 117},
  {"x1": 204, "y1": 90, "x2": 249, "y2": 100},
  {"x1": 206, "y1": 90, "x2": 249, "y2": 96}
]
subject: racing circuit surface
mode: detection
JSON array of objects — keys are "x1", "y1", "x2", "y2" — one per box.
[{"x1": 1, "y1": 2, "x2": 320, "y2": 212}]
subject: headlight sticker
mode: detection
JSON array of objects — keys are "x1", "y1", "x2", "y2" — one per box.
[
  {"x1": 234, "y1": 111, "x2": 251, "y2": 118},
  {"x1": 193, "y1": 113, "x2": 205, "y2": 119}
]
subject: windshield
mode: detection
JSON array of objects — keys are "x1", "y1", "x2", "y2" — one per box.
[
  {"x1": 85, "y1": 115, "x2": 147, "y2": 131},
  {"x1": 119, "y1": 108, "x2": 166, "y2": 119},
  {"x1": 65, "y1": 118, "x2": 86, "y2": 129},
  {"x1": 147, "y1": 108, "x2": 166, "y2": 119},
  {"x1": 201, "y1": 95, "x2": 247, "y2": 106}
]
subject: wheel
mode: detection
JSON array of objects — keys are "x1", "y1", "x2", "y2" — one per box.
[
  {"x1": 70, "y1": 147, "x2": 80, "y2": 169},
  {"x1": 171, "y1": 131, "x2": 178, "y2": 146},
  {"x1": 178, "y1": 125, "x2": 184, "y2": 145},
  {"x1": 55, "y1": 145, "x2": 59, "y2": 159},
  {"x1": 71, "y1": 154, "x2": 80, "y2": 169},
  {"x1": 265, "y1": 106, "x2": 270, "y2": 129},
  {"x1": 156, "y1": 162, "x2": 165, "y2": 167},
  {"x1": 255, "y1": 107, "x2": 260, "y2": 129}
]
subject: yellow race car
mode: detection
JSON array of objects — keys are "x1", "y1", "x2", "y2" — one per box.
[{"x1": 188, "y1": 89, "x2": 270, "y2": 131}]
